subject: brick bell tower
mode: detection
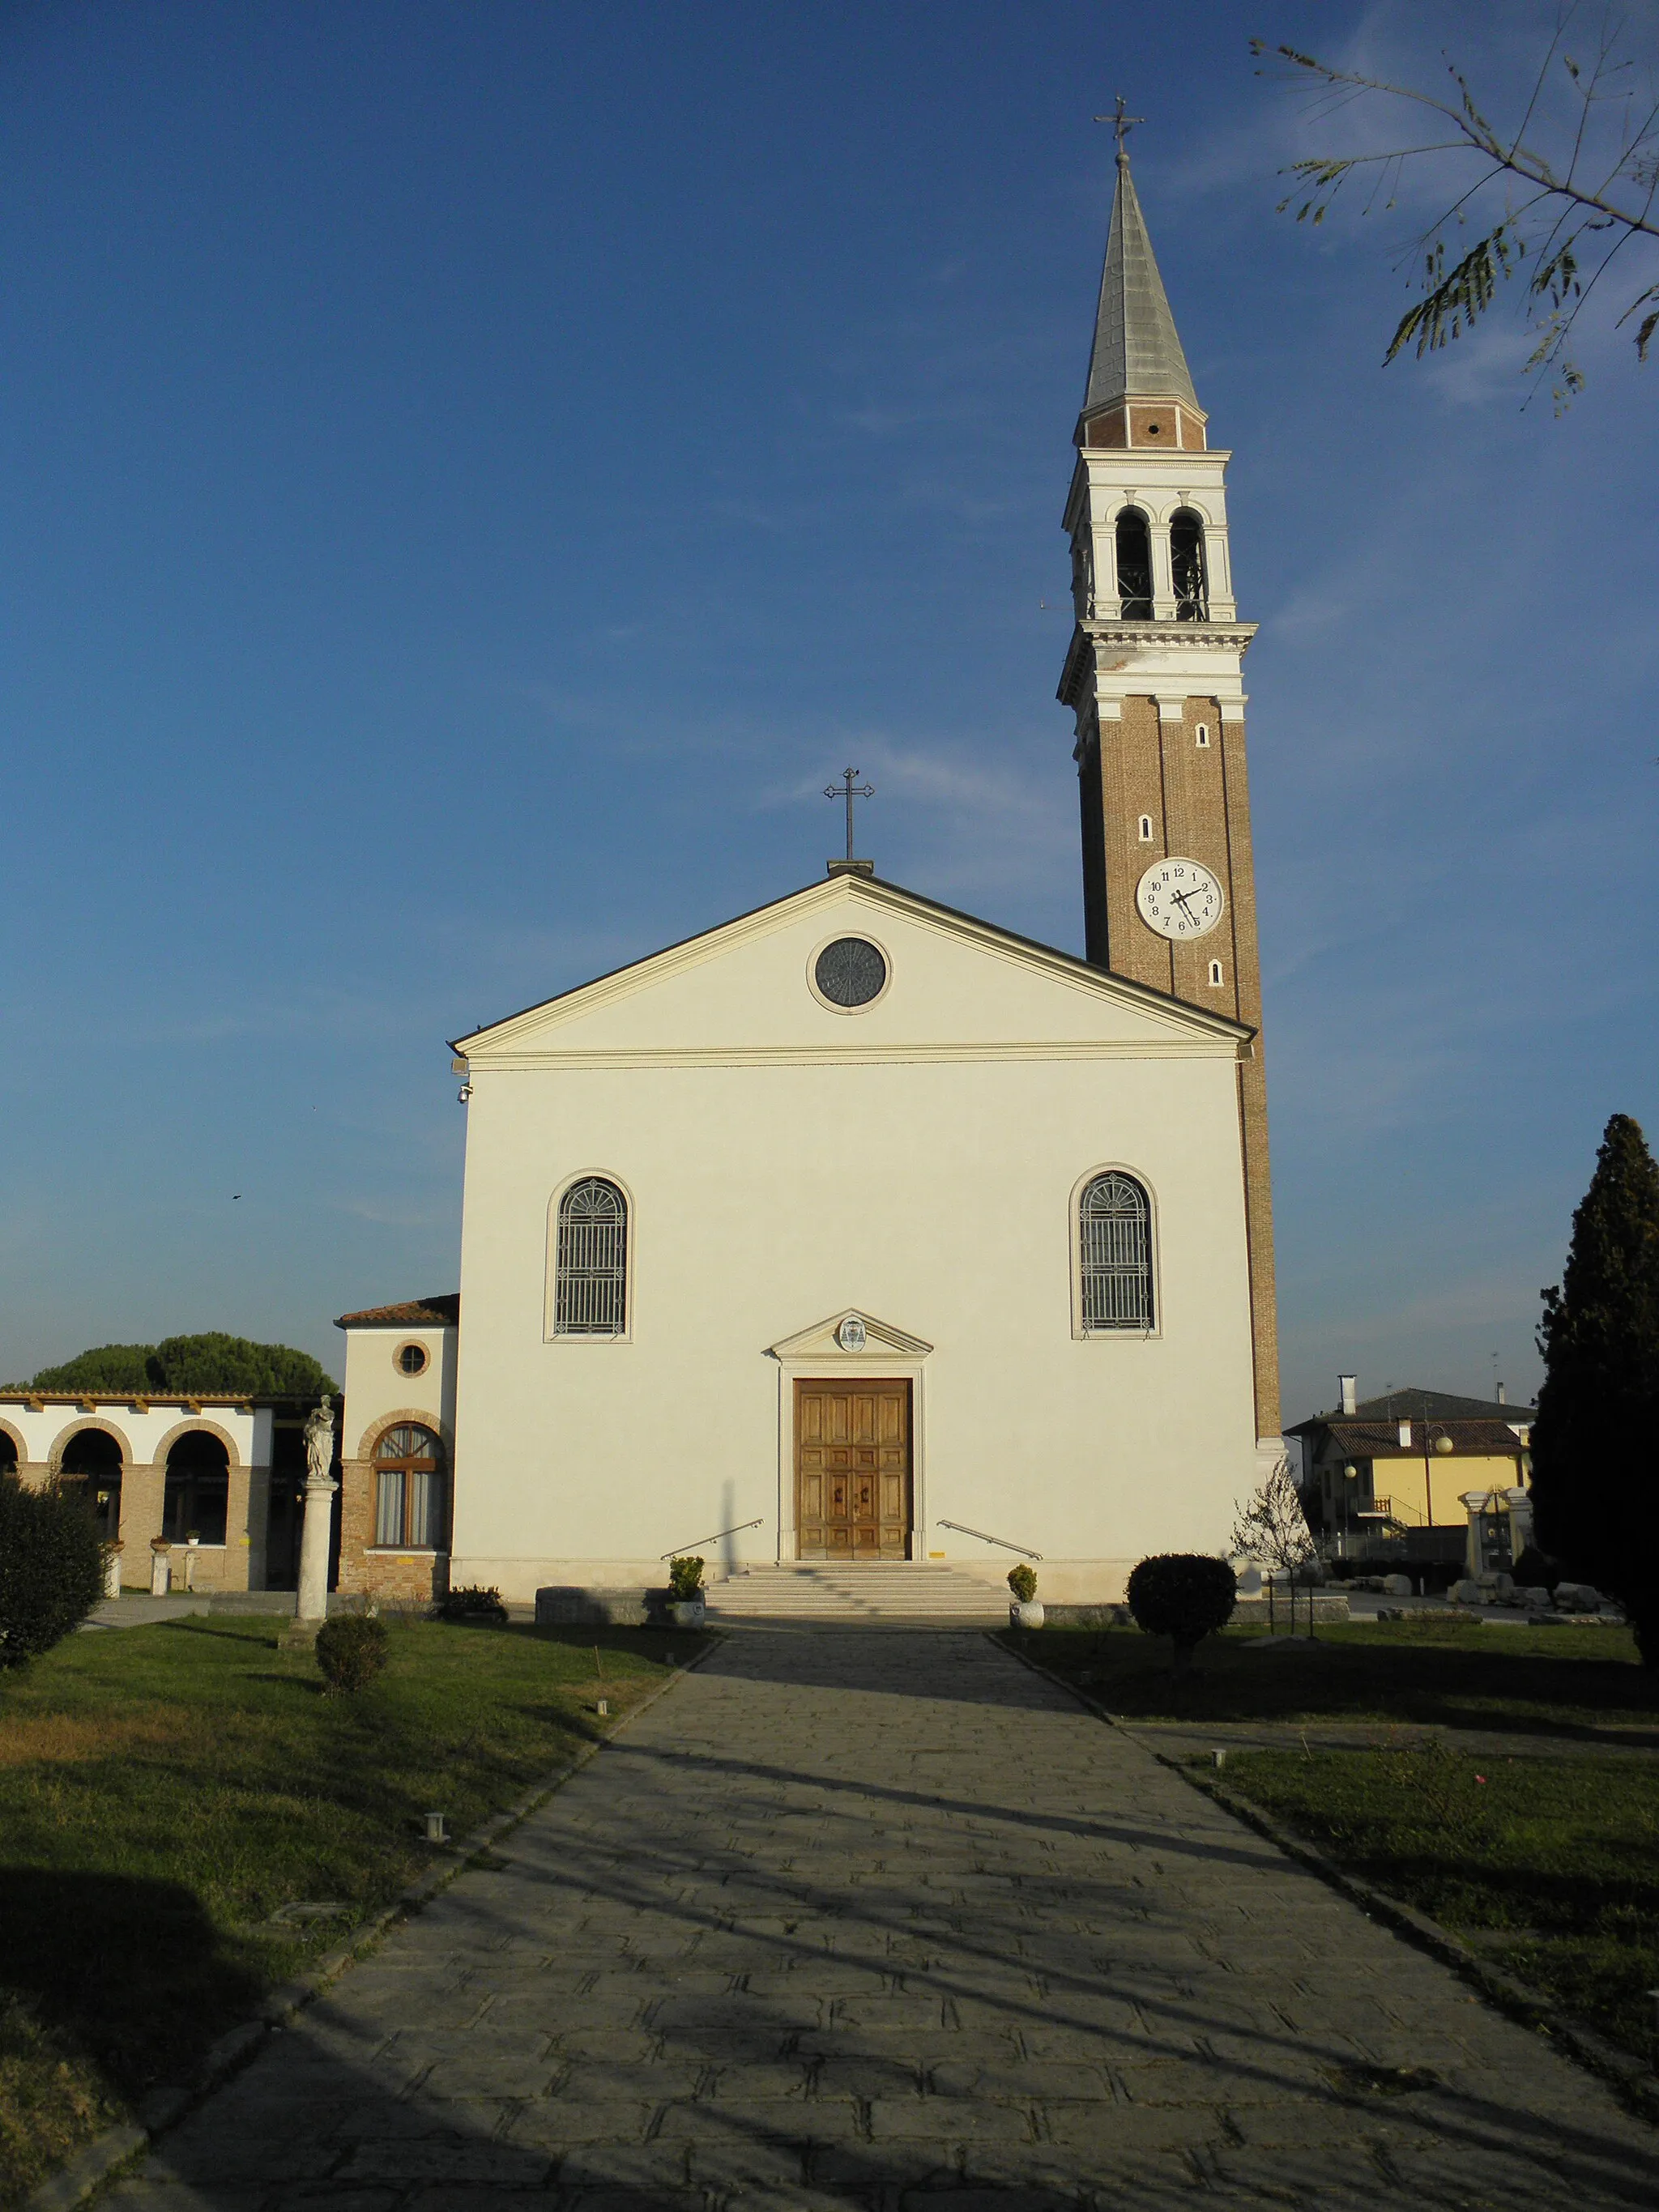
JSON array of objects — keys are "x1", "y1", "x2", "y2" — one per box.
[{"x1": 1057, "y1": 135, "x2": 1282, "y2": 1444}]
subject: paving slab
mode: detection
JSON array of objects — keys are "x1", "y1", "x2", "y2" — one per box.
[{"x1": 100, "y1": 1627, "x2": 1659, "y2": 2209}]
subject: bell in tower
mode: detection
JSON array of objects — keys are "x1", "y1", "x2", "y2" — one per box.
[{"x1": 1058, "y1": 122, "x2": 1281, "y2": 1441}]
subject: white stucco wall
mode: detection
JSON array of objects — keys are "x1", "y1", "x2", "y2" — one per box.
[
  {"x1": 339, "y1": 1328, "x2": 458, "y2": 1460},
  {"x1": 0, "y1": 1399, "x2": 271, "y2": 1471},
  {"x1": 448, "y1": 876, "x2": 1271, "y2": 1602}
]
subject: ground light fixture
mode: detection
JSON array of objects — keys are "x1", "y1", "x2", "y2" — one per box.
[{"x1": 424, "y1": 1811, "x2": 448, "y2": 1843}]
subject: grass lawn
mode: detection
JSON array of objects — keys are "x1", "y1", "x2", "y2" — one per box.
[
  {"x1": 1009, "y1": 1620, "x2": 1659, "y2": 2074},
  {"x1": 1010, "y1": 1615, "x2": 1657, "y2": 1734},
  {"x1": 1218, "y1": 1745, "x2": 1659, "y2": 2078},
  {"x1": 0, "y1": 1615, "x2": 698, "y2": 2206}
]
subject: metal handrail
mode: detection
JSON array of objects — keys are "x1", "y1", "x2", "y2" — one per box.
[
  {"x1": 659, "y1": 1519, "x2": 764, "y2": 1562},
  {"x1": 936, "y1": 1519, "x2": 1043, "y2": 1561}
]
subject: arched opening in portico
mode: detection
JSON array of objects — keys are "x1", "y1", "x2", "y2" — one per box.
[
  {"x1": 58, "y1": 1428, "x2": 123, "y2": 1543},
  {"x1": 164, "y1": 1430, "x2": 230, "y2": 1546}
]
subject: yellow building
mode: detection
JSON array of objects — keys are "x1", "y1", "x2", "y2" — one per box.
[{"x1": 1288, "y1": 1382, "x2": 1533, "y2": 1566}]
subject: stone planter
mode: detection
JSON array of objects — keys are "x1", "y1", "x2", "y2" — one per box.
[
  {"x1": 103, "y1": 1542, "x2": 124, "y2": 1599},
  {"x1": 671, "y1": 1598, "x2": 706, "y2": 1629},
  {"x1": 148, "y1": 1540, "x2": 172, "y2": 1598},
  {"x1": 1010, "y1": 1600, "x2": 1045, "y2": 1630}
]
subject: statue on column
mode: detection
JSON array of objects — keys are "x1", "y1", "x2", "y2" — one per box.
[
  {"x1": 304, "y1": 1396, "x2": 335, "y2": 1485},
  {"x1": 296, "y1": 1396, "x2": 338, "y2": 1626}
]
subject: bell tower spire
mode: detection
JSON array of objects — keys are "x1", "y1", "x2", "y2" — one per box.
[{"x1": 1058, "y1": 130, "x2": 1281, "y2": 1444}]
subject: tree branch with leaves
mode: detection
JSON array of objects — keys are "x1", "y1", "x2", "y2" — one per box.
[{"x1": 1253, "y1": 10, "x2": 1659, "y2": 407}]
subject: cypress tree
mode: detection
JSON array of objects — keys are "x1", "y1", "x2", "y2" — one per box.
[{"x1": 1530, "y1": 1114, "x2": 1659, "y2": 1662}]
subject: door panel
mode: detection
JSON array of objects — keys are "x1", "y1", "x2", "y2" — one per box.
[{"x1": 796, "y1": 1381, "x2": 911, "y2": 1559}]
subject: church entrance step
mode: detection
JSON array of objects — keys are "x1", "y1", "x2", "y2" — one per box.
[{"x1": 706, "y1": 1562, "x2": 1009, "y2": 1621}]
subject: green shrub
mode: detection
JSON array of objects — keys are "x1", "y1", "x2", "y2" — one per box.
[
  {"x1": 314, "y1": 1613, "x2": 390, "y2": 1694},
  {"x1": 667, "y1": 1556, "x2": 705, "y2": 1600},
  {"x1": 1007, "y1": 1563, "x2": 1038, "y2": 1604},
  {"x1": 0, "y1": 1477, "x2": 105, "y2": 1668},
  {"x1": 1126, "y1": 1554, "x2": 1237, "y2": 1672},
  {"x1": 433, "y1": 1585, "x2": 508, "y2": 1624}
]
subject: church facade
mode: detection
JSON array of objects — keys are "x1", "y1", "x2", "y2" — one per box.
[{"x1": 334, "y1": 145, "x2": 1283, "y2": 1607}]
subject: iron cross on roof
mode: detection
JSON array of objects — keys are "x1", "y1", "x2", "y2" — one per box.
[
  {"x1": 825, "y1": 767, "x2": 873, "y2": 865},
  {"x1": 1094, "y1": 93, "x2": 1145, "y2": 161}
]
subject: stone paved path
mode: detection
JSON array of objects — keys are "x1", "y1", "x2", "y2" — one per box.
[{"x1": 109, "y1": 1629, "x2": 1659, "y2": 2210}]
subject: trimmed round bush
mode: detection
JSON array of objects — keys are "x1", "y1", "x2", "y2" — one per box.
[
  {"x1": 1126, "y1": 1554, "x2": 1237, "y2": 1663},
  {"x1": 667, "y1": 1556, "x2": 705, "y2": 1600},
  {"x1": 0, "y1": 1477, "x2": 105, "y2": 1668},
  {"x1": 314, "y1": 1613, "x2": 390, "y2": 1694},
  {"x1": 433, "y1": 1584, "x2": 508, "y2": 1624},
  {"x1": 1007, "y1": 1563, "x2": 1038, "y2": 1604}
]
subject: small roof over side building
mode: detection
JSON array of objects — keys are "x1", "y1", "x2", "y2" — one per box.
[{"x1": 335, "y1": 1294, "x2": 460, "y2": 1332}]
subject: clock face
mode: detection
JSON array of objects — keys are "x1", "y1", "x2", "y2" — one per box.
[{"x1": 1137, "y1": 857, "x2": 1225, "y2": 940}]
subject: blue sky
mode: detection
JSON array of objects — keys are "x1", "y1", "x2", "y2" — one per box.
[{"x1": 3, "y1": 0, "x2": 1656, "y2": 1419}]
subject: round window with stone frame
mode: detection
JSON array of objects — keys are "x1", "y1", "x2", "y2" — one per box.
[
  {"x1": 394, "y1": 1341, "x2": 430, "y2": 1379},
  {"x1": 812, "y1": 936, "x2": 888, "y2": 1010}
]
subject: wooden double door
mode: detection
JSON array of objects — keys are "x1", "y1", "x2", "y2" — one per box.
[{"x1": 795, "y1": 1379, "x2": 912, "y2": 1559}]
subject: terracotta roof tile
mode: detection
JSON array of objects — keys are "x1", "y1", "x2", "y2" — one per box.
[{"x1": 334, "y1": 1294, "x2": 459, "y2": 1331}]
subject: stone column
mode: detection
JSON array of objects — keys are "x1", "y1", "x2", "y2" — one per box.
[{"x1": 296, "y1": 1471, "x2": 336, "y2": 1623}]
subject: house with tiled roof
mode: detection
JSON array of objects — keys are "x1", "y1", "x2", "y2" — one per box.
[{"x1": 1287, "y1": 1378, "x2": 1534, "y2": 1565}]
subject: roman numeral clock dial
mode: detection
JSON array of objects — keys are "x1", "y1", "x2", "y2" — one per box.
[{"x1": 1136, "y1": 857, "x2": 1224, "y2": 940}]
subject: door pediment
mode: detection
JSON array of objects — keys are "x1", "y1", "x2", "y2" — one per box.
[{"x1": 768, "y1": 1309, "x2": 933, "y2": 1361}]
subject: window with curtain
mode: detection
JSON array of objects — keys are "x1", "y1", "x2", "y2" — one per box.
[
  {"x1": 554, "y1": 1178, "x2": 629, "y2": 1336},
  {"x1": 1079, "y1": 1173, "x2": 1155, "y2": 1332},
  {"x1": 374, "y1": 1424, "x2": 446, "y2": 1548}
]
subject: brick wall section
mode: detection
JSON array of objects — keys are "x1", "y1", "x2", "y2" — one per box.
[
  {"x1": 1091, "y1": 697, "x2": 1172, "y2": 993},
  {"x1": 336, "y1": 1440, "x2": 450, "y2": 1605},
  {"x1": 1081, "y1": 403, "x2": 1206, "y2": 450},
  {"x1": 1078, "y1": 684, "x2": 1282, "y2": 1438},
  {"x1": 1218, "y1": 711, "x2": 1282, "y2": 1438}
]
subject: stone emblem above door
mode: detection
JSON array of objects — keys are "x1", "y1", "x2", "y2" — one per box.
[{"x1": 767, "y1": 1310, "x2": 933, "y2": 1362}]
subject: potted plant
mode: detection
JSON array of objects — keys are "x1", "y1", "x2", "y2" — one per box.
[
  {"x1": 1007, "y1": 1562, "x2": 1043, "y2": 1628},
  {"x1": 667, "y1": 1555, "x2": 706, "y2": 1627}
]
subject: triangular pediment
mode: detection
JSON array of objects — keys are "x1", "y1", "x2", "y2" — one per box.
[
  {"x1": 768, "y1": 1308, "x2": 933, "y2": 1360},
  {"x1": 452, "y1": 874, "x2": 1250, "y2": 1066}
]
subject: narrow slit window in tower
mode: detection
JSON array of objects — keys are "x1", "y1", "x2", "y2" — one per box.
[
  {"x1": 1114, "y1": 510, "x2": 1153, "y2": 620},
  {"x1": 1208, "y1": 959, "x2": 1224, "y2": 987},
  {"x1": 1137, "y1": 815, "x2": 1154, "y2": 843},
  {"x1": 1195, "y1": 723, "x2": 1211, "y2": 748},
  {"x1": 1171, "y1": 509, "x2": 1209, "y2": 622}
]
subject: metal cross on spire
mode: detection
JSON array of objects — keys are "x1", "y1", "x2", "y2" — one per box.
[
  {"x1": 824, "y1": 767, "x2": 873, "y2": 864},
  {"x1": 1094, "y1": 92, "x2": 1144, "y2": 164}
]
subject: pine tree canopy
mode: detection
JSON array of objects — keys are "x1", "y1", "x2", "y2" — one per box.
[
  {"x1": 24, "y1": 1334, "x2": 336, "y2": 1397},
  {"x1": 1530, "y1": 1114, "x2": 1659, "y2": 1633}
]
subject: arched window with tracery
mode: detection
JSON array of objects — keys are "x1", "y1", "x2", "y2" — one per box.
[
  {"x1": 1114, "y1": 510, "x2": 1153, "y2": 619},
  {"x1": 553, "y1": 1177, "x2": 629, "y2": 1336},
  {"x1": 1079, "y1": 1172, "x2": 1155, "y2": 1332},
  {"x1": 1171, "y1": 509, "x2": 1208, "y2": 621},
  {"x1": 374, "y1": 1425, "x2": 446, "y2": 1549}
]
